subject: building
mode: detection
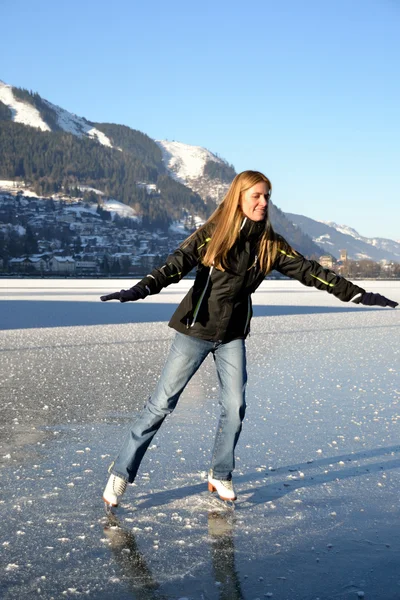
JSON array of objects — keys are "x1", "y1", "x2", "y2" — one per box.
[
  {"x1": 48, "y1": 256, "x2": 76, "y2": 274},
  {"x1": 319, "y1": 255, "x2": 335, "y2": 269},
  {"x1": 75, "y1": 260, "x2": 98, "y2": 274},
  {"x1": 9, "y1": 256, "x2": 48, "y2": 273},
  {"x1": 29, "y1": 256, "x2": 48, "y2": 272},
  {"x1": 9, "y1": 257, "x2": 29, "y2": 272}
]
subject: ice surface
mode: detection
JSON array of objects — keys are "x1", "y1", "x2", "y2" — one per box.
[{"x1": 0, "y1": 279, "x2": 399, "y2": 599}]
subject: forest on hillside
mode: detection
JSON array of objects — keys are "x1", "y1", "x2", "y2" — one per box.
[{"x1": 0, "y1": 121, "x2": 212, "y2": 228}]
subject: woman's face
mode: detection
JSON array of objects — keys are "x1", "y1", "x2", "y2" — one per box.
[{"x1": 240, "y1": 181, "x2": 270, "y2": 221}]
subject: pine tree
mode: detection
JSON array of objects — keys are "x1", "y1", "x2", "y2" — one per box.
[{"x1": 24, "y1": 226, "x2": 39, "y2": 254}]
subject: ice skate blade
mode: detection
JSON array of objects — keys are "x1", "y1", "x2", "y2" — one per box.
[
  {"x1": 103, "y1": 500, "x2": 118, "y2": 516},
  {"x1": 208, "y1": 494, "x2": 236, "y2": 510},
  {"x1": 222, "y1": 499, "x2": 236, "y2": 509}
]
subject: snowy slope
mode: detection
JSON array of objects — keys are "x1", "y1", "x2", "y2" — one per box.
[
  {"x1": 0, "y1": 179, "x2": 41, "y2": 197},
  {"x1": 321, "y1": 220, "x2": 400, "y2": 257},
  {"x1": 43, "y1": 97, "x2": 112, "y2": 147},
  {"x1": 0, "y1": 80, "x2": 112, "y2": 147},
  {"x1": 321, "y1": 221, "x2": 361, "y2": 239},
  {"x1": 287, "y1": 212, "x2": 400, "y2": 262},
  {"x1": 156, "y1": 140, "x2": 230, "y2": 203},
  {"x1": 102, "y1": 199, "x2": 138, "y2": 220},
  {"x1": 0, "y1": 81, "x2": 50, "y2": 131},
  {"x1": 156, "y1": 140, "x2": 222, "y2": 180}
]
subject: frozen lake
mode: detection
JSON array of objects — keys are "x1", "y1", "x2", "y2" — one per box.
[{"x1": 1, "y1": 278, "x2": 399, "y2": 599}]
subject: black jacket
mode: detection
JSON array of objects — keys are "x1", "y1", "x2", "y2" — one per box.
[{"x1": 134, "y1": 219, "x2": 365, "y2": 342}]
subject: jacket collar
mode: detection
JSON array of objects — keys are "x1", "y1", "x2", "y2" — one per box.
[{"x1": 240, "y1": 217, "x2": 266, "y2": 241}]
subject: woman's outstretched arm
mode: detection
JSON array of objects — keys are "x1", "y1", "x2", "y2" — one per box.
[
  {"x1": 274, "y1": 249, "x2": 397, "y2": 307},
  {"x1": 100, "y1": 228, "x2": 209, "y2": 302}
]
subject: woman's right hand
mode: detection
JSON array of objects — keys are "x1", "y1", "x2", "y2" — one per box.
[
  {"x1": 100, "y1": 291, "x2": 121, "y2": 301},
  {"x1": 354, "y1": 292, "x2": 398, "y2": 308},
  {"x1": 100, "y1": 286, "x2": 147, "y2": 302}
]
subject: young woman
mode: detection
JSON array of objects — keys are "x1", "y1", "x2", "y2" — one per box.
[{"x1": 100, "y1": 170, "x2": 397, "y2": 507}]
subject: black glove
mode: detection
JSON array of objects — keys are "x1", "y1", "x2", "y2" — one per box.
[
  {"x1": 354, "y1": 292, "x2": 398, "y2": 308},
  {"x1": 100, "y1": 286, "x2": 147, "y2": 303},
  {"x1": 100, "y1": 291, "x2": 121, "y2": 301},
  {"x1": 119, "y1": 287, "x2": 147, "y2": 303}
]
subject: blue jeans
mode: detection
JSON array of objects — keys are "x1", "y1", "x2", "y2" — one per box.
[{"x1": 111, "y1": 332, "x2": 247, "y2": 483}]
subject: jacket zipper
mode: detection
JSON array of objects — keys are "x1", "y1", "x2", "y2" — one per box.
[
  {"x1": 248, "y1": 254, "x2": 258, "y2": 270},
  {"x1": 189, "y1": 266, "x2": 214, "y2": 328}
]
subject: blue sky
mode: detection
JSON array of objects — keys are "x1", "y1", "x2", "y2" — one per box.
[{"x1": 1, "y1": 0, "x2": 399, "y2": 240}]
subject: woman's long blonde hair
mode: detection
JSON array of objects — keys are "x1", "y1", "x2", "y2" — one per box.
[{"x1": 183, "y1": 170, "x2": 294, "y2": 274}]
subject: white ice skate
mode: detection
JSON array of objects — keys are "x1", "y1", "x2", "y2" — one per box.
[
  {"x1": 103, "y1": 473, "x2": 127, "y2": 507},
  {"x1": 208, "y1": 470, "x2": 237, "y2": 501}
]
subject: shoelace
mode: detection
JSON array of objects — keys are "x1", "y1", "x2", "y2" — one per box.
[{"x1": 112, "y1": 476, "x2": 127, "y2": 495}]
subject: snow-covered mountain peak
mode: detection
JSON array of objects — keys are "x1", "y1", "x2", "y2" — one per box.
[
  {"x1": 320, "y1": 220, "x2": 399, "y2": 248},
  {"x1": 0, "y1": 80, "x2": 112, "y2": 147},
  {"x1": 155, "y1": 140, "x2": 232, "y2": 204},
  {"x1": 0, "y1": 81, "x2": 50, "y2": 132},
  {"x1": 42, "y1": 97, "x2": 112, "y2": 147},
  {"x1": 156, "y1": 140, "x2": 224, "y2": 182},
  {"x1": 289, "y1": 213, "x2": 400, "y2": 262},
  {"x1": 319, "y1": 220, "x2": 361, "y2": 240}
]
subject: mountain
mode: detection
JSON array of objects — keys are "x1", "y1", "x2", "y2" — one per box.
[
  {"x1": 153, "y1": 140, "x2": 323, "y2": 256},
  {"x1": 0, "y1": 81, "x2": 112, "y2": 145},
  {"x1": 156, "y1": 140, "x2": 235, "y2": 204},
  {"x1": 321, "y1": 221, "x2": 400, "y2": 258},
  {"x1": 0, "y1": 79, "x2": 323, "y2": 256},
  {"x1": 0, "y1": 81, "x2": 214, "y2": 229},
  {"x1": 286, "y1": 213, "x2": 400, "y2": 262}
]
